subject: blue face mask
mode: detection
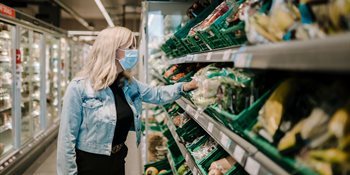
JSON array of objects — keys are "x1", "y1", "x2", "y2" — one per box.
[{"x1": 118, "y1": 49, "x2": 139, "y2": 70}]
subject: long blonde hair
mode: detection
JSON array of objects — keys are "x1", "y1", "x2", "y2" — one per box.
[{"x1": 77, "y1": 27, "x2": 134, "y2": 91}]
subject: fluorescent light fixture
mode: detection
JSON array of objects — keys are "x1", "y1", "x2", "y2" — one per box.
[
  {"x1": 68, "y1": 30, "x2": 100, "y2": 36},
  {"x1": 94, "y1": 0, "x2": 115, "y2": 27}
]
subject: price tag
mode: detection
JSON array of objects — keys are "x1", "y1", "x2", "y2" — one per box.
[
  {"x1": 220, "y1": 132, "x2": 231, "y2": 149},
  {"x1": 233, "y1": 145, "x2": 246, "y2": 164},
  {"x1": 185, "y1": 105, "x2": 191, "y2": 113},
  {"x1": 194, "y1": 111, "x2": 200, "y2": 120},
  {"x1": 187, "y1": 55, "x2": 194, "y2": 62},
  {"x1": 185, "y1": 154, "x2": 190, "y2": 162},
  {"x1": 193, "y1": 54, "x2": 199, "y2": 62},
  {"x1": 207, "y1": 122, "x2": 214, "y2": 133},
  {"x1": 245, "y1": 157, "x2": 261, "y2": 175},
  {"x1": 222, "y1": 50, "x2": 231, "y2": 61},
  {"x1": 193, "y1": 167, "x2": 198, "y2": 175},
  {"x1": 234, "y1": 53, "x2": 252, "y2": 67},
  {"x1": 206, "y1": 52, "x2": 213, "y2": 61}
]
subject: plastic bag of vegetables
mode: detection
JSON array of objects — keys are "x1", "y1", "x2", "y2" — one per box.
[{"x1": 191, "y1": 65, "x2": 253, "y2": 114}]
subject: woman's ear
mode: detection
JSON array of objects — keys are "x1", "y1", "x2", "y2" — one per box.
[{"x1": 116, "y1": 60, "x2": 124, "y2": 74}]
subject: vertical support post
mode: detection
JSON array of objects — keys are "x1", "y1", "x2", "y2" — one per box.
[{"x1": 40, "y1": 33, "x2": 47, "y2": 130}]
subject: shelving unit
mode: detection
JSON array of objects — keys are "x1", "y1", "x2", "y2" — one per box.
[
  {"x1": 164, "y1": 110, "x2": 202, "y2": 175},
  {"x1": 167, "y1": 33, "x2": 350, "y2": 72},
  {"x1": 176, "y1": 97, "x2": 289, "y2": 175},
  {"x1": 167, "y1": 152, "x2": 178, "y2": 175}
]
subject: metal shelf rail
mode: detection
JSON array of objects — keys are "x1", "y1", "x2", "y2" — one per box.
[
  {"x1": 167, "y1": 33, "x2": 350, "y2": 72},
  {"x1": 176, "y1": 97, "x2": 290, "y2": 175},
  {"x1": 164, "y1": 110, "x2": 202, "y2": 175}
]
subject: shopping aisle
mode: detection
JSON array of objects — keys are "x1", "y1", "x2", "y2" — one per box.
[{"x1": 24, "y1": 132, "x2": 141, "y2": 175}]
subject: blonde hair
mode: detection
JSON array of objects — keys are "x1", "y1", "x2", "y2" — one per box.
[{"x1": 77, "y1": 27, "x2": 134, "y2": 91}]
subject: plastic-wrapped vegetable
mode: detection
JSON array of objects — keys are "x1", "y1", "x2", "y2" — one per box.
[{"x1": 191, "y1": 65, "x2": 253, "y2": 114}]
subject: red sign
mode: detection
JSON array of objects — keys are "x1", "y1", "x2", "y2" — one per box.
[
  {"x1": 16, "y1": 49, "x2": 21, "y2": 64},
  {"x1": 0, "y1": 3, "x2": 16, "y2": 18}
]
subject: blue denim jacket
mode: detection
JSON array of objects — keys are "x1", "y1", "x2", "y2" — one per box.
[{"x1": 57, "y1": 77, "x2": 184, "y2": 175}]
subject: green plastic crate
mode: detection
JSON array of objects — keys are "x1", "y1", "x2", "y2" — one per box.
[
  {"x1": 197, "y1": 7, "x2": 236, "y2": 49},
  {"x1": 205, "y1": 90, "x2": 271, "y2": 135},
  {"x1": 176, "y1": 119, "x2": 197, "y2": 137},
  {"x1": 243, "y1": 130, "x2": 318, "y2": 175},
  {"x1": 198, "y1": 148, "x2": 247, "y2": 175},
  {"x1": 186, "y1": 135, "x2": 209, "y2": 151},
  {"x1": 161, "y1": 0, "x2": 222, "y2": 58},
  {"x1": 220, "y1": 21, "x2": 247, "y2": 47},
  {"x1": 168, "y1": 142, "x2": 185, "y2": 167},
  {"x1": 144, "y1": 158, "x2": 171, "y2": 173},
  {"x1": 189, "y1": 138, "x2": 220, "y2": 165}
]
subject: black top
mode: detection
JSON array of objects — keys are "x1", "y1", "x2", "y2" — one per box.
[{"x1": 109, "y1": 75, "x2": 133, "y2": 146}]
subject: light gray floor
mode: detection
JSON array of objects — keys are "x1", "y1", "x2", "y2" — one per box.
[{"x1": 26, "y1": 132, "x2": 142, "y2": 175}]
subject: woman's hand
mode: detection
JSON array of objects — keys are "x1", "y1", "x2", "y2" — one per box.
[{"x1": 183, "y1": 79, "x2": 198, "y2": 92}]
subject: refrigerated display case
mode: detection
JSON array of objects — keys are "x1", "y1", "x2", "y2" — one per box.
[
  {"x1": 45, "y1": 35, "x2": 60, "y2": 127},
  {"x1": 0, "y1": 21, "x2": 14, "y2": 158},
  {"x1": 0, "y1": 7, "x2": 89, "y2": 173},
  {"x1": 138, "y1": 1, "x2": 191, "y2": 167},
  {"x1": 19, "y1": 28, "x2": 43, "y2": 144}
]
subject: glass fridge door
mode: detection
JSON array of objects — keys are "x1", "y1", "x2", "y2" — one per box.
[
  {"x1": 32, "y1": 32, "x2": 42, "y2": 135},
  {"x1": 60, "y1": 38, "x2": 69, "y2": 102},
  {"x1": 0, "y1": 22, "x2": 14, "y2": 158},
  {"x1": 20, "y1": 28, "x2": 34, "y2": 144},
  {"x1": 46, "y1": 36, "x2": 59, "y2": 127}
]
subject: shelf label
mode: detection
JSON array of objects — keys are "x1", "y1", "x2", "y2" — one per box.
[
  {"x1": 193, "y1": 167, "x2": 198, "y2": 175},
  {"x1": 234, "y1": 53, "x2": 252, "y2": 67},
  {"x1": 185, "y1": 154, "x2": 190, "y2": 162},
  {"x1": 194, "y1": 111, "x2": 200, "y2": 120},
  {"x1": 233, "y1": 145, "x2": 246, "y2": 164},
  {"x1": 245, "y1": 157, "x2": 261, "y2": 175},
  {"x1": 0, "y1": 4, "x2": 16, "y2": 18},
  {"x1": 220, "y1": 132, "x2": 231, "y2": 149},
  {"x1": 193, "y1": 54, "x2": 199, "y2": 62},
  {"x1": 223, "y1": 50, "x2": 231, "y2": 61},
  {"x1": 206, "y1": 52, "x2": 213, "y2": 61},
  {"x1": 207, "y1": 122, "x2": 214, "y2": 133},
  {"x1": 185, "y1": 105, "x2": 191, "y2": 113}
]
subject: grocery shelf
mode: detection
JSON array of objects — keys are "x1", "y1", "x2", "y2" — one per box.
[
  {"x1": 167, "y1": 33, "x2": 350, "y2": 72},
  {"x1": 0, "y1": 123, "x2": 11, "y2": 133},
  {"x1": 176, "y1": 97, "x2": 290, "y2": 175},
  {"x1": 167, "y1": 152, "x2": 178, "y2": 175},
  {"x1": 164, "y1": 111, "x2": 202, "y2": 175},
  {"x1": 0, "y1": 105, "x2": 11, "y2": 113}
]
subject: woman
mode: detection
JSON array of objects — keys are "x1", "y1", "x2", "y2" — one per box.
[{"x1": 57, "y1": 27, "x2": 198, "y2": 175}]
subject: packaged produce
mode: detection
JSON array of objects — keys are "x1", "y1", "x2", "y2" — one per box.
[
  {"x1": 189, "y1": 1, "x2": 231, "y2": 36},
  {"x1": 192, "y1": 137, "x2": 218, "y2": 161},
  {"x1": 148, "y1": 133, "x2": 167, "y2": 162},
  {"x1": 208, "y1": 156, "x2": 237, "y2": 174},
  {"x1": 252, "y1": 78, "x2": 350, "y2": 175},
  {"x1": 243, "y1": 0, "x2": 327, "y2": 44},
  {"x1": 178, "y1": 164, "x2": 190, "y2": 175},
  {"x1": 145, "y1": 167, "x2": 159, "y2": 175},
  {"x1": 191, "y1": 65, "x2": 253, "y2": 114}
]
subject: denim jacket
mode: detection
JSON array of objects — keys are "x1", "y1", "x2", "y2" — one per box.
[{"x1": 57, "y1": 77, "x2": 184, "y2": 175}]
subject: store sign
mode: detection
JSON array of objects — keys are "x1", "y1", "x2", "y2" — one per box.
[{"x1": 0, "y1": 4, "x2": 16, "y2": 18}]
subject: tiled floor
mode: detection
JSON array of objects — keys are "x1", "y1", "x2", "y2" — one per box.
[{"x1": 26, "y1": 132, "x2": 142, "y2": 175}]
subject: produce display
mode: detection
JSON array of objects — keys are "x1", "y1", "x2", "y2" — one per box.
[
  {"x1": 251, "y1": 78, "x2": 350, "y2": 175},
  {"x1": 148, "y1": 132, "x2": 168, "y2": 162},
  {"x1": 191, "y1": 137, "x2": 218, "y2": 161},
  {"x1": 160, "y1": 0, "x2": 350, "y2": 57},
  {"x1": 208, "y1": 156, "x2": 236, "y2": 175}
]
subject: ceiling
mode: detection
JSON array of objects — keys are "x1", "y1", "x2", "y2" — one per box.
[{"x1": 4, "y1": 0, "x2": 141, "y2": 31}]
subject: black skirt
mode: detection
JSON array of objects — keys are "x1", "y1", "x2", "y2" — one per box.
[{"x1": 76, "y1": 145, "x2": 128, "y2": 175}]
